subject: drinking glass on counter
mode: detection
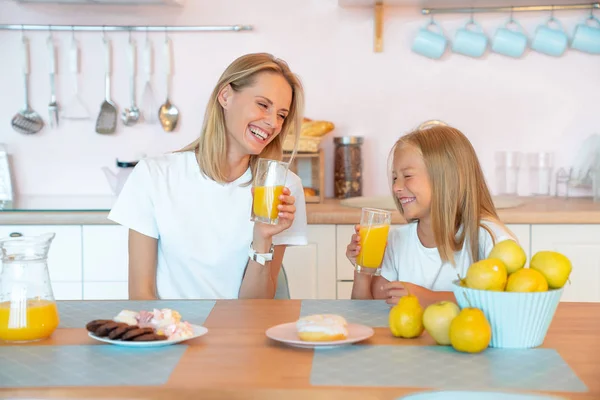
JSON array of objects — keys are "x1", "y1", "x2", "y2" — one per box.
[
  {"x1": 528, "y1": 152, "x2": 554, "y2": 196},
  {"x1": 356, "y1": 207, "x2": 392, "y2": 276},
  {"x1": 251, "y1": 158, "x2": 289, "y2": 225},
  {"x1": 495, "y1": 151, "x2": 522, "y2": 196}
]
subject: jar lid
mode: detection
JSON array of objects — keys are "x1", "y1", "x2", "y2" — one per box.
[{"x1": 334, "y1": 136, "x2": 364, "y2": 145}]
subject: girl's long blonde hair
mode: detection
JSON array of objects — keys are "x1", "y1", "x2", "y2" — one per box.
[
  {"x1": 178, "y1": 53, "x2": 304, "y2": 183},
  {"x1": 389, "y1": 125, "x2": 505, "y2": 265}
]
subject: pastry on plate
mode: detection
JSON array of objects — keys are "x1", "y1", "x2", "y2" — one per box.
[{"x1": 296, "y1": 314, "x2": 348, "y2": 342}]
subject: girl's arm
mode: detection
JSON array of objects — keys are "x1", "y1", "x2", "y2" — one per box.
[
  {"x1": 401, "y1": 282, "x2": 456, "y2": 307},
  {"x1": 128, "y1": 229, "x2": 158, "y2": 300}
]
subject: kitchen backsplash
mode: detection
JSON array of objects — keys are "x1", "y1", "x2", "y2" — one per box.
[{"x1": 0, "y1": 0, "x2": 598, "y2": 198}]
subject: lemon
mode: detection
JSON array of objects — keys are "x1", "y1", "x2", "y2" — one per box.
[
  {"x1": 530, "y1": 251, "x2": 572, "y2": 289},
  {"x1": 449, "y1": 307, "x2": 491, "y2": 353},
  {"x1": 465, "y1": 258, "x2": 508, "y2": 291},
  {"x1": 488, "y1": 240, "x2": 527, "y2": 274},
  {"x1": 506, "y1": 268, "x2": 548, "y2": 292},
  {"x1": 389, "y1": 294, "x2": 424, "y2": 338}
]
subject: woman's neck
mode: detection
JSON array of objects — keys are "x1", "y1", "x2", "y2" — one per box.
[
  {"x1": 224, "y1": 146, "x2": 251, "y2": 182},
  {"x1": 417, "y1": 217, "x2": 436, "y2": 248}
]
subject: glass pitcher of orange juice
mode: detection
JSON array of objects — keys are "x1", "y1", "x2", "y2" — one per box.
[
  {"x1": 356, "y1": 207, "x2": 392, "y2": 276},
  {"x1": 0, "y1": 232, "x2": 60, "y2": 342}
]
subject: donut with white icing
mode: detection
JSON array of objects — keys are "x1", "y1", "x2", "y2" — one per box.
[{"x1": 296, "y1": 314, "x2": 348, "y2": 342}]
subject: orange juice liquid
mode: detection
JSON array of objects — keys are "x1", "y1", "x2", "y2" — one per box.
[
  {"x1": 253, "y1": 185, "x2": 284, "y2": 220},
  {"x1": 357, "y1": 224, "x2": 390, "y2": 268},
  {"x1": 0, "y1": 299, "x2": 59, "y2": 342}
]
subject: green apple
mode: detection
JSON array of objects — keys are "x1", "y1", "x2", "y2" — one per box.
[{"x1": 422, "y1": 301, "x2": 460, "y2": 346}]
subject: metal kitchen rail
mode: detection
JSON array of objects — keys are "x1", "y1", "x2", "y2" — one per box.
[
  {"x1": 0, "y1": 24, "x2": 253, "y2": 32},
  {"x1": 422, "y1": 2, "x2": 599, "y2": 15}
]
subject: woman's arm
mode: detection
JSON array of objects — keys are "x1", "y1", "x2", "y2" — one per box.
[
  {"x1": 128, "y1": 229, "x2": 158, "y2": 300},
  {"x1": 238, "y1": 239, "x2": 286, "y2": 299}
]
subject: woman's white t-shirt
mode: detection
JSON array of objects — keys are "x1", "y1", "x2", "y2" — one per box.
[
  {"x1": 380, "y1": 220, "x2": 515, "y2": 291},
  {"x1": 107, "y1": 151, "x2": 308, "y2": 299}
]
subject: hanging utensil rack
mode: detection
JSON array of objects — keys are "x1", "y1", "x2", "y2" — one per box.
[
  {"x1": 422, "y1": 2, "x2": 599, "y2": 15},
  {"x1": 0, "y1": 24, "x2": 253, "y2": 32}
]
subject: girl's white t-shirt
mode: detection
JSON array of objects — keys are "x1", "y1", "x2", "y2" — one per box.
[
  {"x1": 380, "y1": 220, "x2": 515, "y2": 291},
  {"x1": 107, "y1": 151, "x2": 308, "y2": 299}
]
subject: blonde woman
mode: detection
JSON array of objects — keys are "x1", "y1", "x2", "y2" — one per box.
[
  {"x1": 109, "y1": 53, "x2": 307, "y2": 300},
  {"x1": 347, "y1": 125, "x2": 516, "y2": 305}
]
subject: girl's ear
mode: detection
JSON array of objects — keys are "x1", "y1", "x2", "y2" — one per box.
[{"x1": 218, "y1": 84, "x2": 232, "y2": 109}]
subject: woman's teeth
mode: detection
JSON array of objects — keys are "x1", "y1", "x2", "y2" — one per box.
[
  {"x1": 249, "y1": 126, "x2": 267, "y2": 140},
  {"x1": 400, "y1": 197, "x2": 415, "y2": 205}
]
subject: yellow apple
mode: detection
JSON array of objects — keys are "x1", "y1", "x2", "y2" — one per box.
[
  {"x1": 423, "y1": 301, "x2": 460, "y2": 345},
  {"x1": 530, "y1": 251, "x2": 572, "y2": 289},
  {"x1": 465, "y1": 258, "x2": 508, "y2": 291}
]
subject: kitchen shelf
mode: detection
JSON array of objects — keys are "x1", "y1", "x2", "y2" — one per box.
[{"x1": 338, "y1": 0, "x2": 599, "y2": 52}]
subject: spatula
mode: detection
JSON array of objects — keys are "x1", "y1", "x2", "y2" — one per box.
[
  {"x1": 11, "y1": 36, "x2": 44, "y2": 135},
  {"x1": 62, "y1": 32, "x2": 90, "y2": 120},
  {"x1": 140, "y1": 35, "x2": 157, "y2": 124},
  {"x1": 95, "y1": 37, "x2": 117, "y2": 134}
]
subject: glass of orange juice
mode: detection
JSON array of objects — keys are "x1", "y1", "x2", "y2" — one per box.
[
  {"x1": 252, "y1": 158, "x2": 289, "y2": 225},
  {"x1": 0, "y1": 233, "x2": 60, "y2": 343},
  {"x1": 356, "y1": 207, "x2": 392, "y2": 276}
]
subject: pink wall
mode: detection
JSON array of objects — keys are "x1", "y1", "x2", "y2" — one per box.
[{"x1": 0, "y1": 0, "x2": 598, "y2": 198}]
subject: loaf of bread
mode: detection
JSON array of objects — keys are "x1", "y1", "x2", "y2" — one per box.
[{"x1": 300, "y1": 119, "x2": 335, "y2": 138}]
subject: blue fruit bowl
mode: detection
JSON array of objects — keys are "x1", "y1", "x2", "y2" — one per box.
[{"x1": 451, "y1": 280, "x2": 563, "y2": 349}]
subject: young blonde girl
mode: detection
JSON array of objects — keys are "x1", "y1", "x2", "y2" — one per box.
[{"x1": 347, "y1": 125, "x2": 516, "y2": 305}]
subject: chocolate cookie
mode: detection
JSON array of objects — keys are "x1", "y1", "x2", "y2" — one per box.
[
  {"x1": 94, "y1": 321, "x2": 120, "y2": 337},
  {"x1": 86, "y1": 319, "x2": 112, "y2": 333},
  {"x1": 121, "y1": 327, "x2": 154, "y2": 341},
  {"x1": 108, "y1": 323, "x2": 137, "y2": 340},
  {"x1": 132, "y1": 333, "x2": 168, "y2": 342}
]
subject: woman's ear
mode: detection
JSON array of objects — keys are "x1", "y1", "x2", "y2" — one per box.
[{"x1": 218, "y1": 84, "x2": 232, "y2": 109}]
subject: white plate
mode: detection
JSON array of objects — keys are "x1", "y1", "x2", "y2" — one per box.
[
  {"x1": 266, "y1": 322, "x2": 374, "y2": 349},
  {"x1": 88, "y1": 324, "x2": 208, "y2": 348},
  {"x1": 397, "y1": 391, "x2": 566, "y2": 400}
]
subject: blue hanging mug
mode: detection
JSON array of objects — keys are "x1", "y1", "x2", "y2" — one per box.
[
  {"x1": 412, "y1": 20, "x2": 448, "y2": 59},
  {"x1": 492, "y1": 18, "x2": 528, "y2": 58},
  {"x1": 452, "y1": 19, "x2": 488, "y2": 58},
  {"x1": 571, "y1": 15, "x2": 600, "y2": 54},
  {"x1": 531, "y1": 17, "x2": 568, "y2": 57}
]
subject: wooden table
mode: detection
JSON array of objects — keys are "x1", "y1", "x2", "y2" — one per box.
[{"x1": 1, "y1": 300, "x2": 599, "y2": 400}]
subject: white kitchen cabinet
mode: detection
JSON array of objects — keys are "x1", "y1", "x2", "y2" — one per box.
[
  {"x1": 0, "y1": 225, "x2": 82, "y2": 282},
  {"x1": 337, "y1": 281, "x2": 353, "y2": 300},
  {"x1": 531, "y1": 225, "x2": 600, "y2": 303},
  {"x1": 82, "y1": 225, "x2": 129, "y2": 282},
  {"x1": 51, "y1": 282, "x2": 83, "y2": 300},
  {"x1": 282, "y1": 225, "x2": 336, "y2": 299},
  {"x1": 83, "y1": 282, "x2": 129, "y2": 300},
  {"x1": 505, "y1": 224, "x2": 531, "y2": 260}
]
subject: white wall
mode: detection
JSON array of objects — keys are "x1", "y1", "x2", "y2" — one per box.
[{"x1": 0, "y1": 0, "x2": 598, "y2": 198}]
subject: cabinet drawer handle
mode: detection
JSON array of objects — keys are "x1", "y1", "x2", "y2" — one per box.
[{"x1": 9, "y1": 232, "x2": 23, "y2": 237}]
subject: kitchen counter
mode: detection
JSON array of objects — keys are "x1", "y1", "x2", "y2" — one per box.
[{"x1": 1, "y1": 195, "x2": 600, "y2": 225}]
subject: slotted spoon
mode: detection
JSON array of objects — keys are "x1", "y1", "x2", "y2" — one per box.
[
  {"x1": 95, "y1": 37, "x2": 117, "y2": 134},
  {"x1": 121, "y1": 35, "x2": 140, "y2": 126},
  {"x1": 11, "y1": 36, "x2": 44, "y2": 135}
]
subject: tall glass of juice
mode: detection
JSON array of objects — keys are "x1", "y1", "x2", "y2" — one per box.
[
  {"x1": 356, "y1": 207, "x2": 392, "y2": 276},
  {"x1": 252, "y1": 158, "x2": 289, "y2": 225}
]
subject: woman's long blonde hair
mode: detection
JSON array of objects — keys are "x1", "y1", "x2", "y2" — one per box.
[
  {"x1": 179, "y1": 53, "x2": 304, "y2": 183},
  {"x1": 389, "y1": 125, "x2": 505, "y2": 265}
]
